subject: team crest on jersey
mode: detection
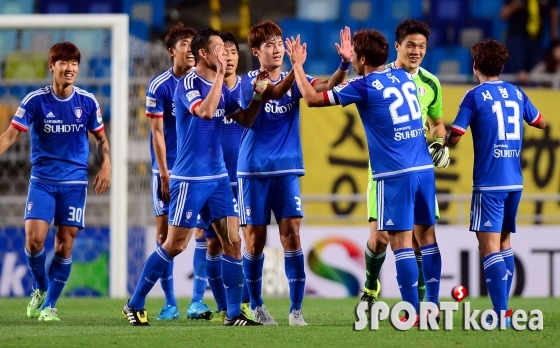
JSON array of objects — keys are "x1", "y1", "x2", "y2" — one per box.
[
  {"x1": 74, "y1": 107, "x2": 82, "y2": 118},
  {"x1": 27, "y1": 202, "x2": 33, "y2": 211},
  {"x1": 186, "y1": 90, "x2": 201, "y2": 102},
  {"x1": 15, "y1": 107, "x2": 25, "y2": 118},
  {"x1": 158, "y1": 200, "x2": 164, "y2": 208},
  {"x1": 96, "y1": 108, "x2": 103, "y2": 124},
  {"x1": 245, "y1": 208, "x2": 251, "y2": 217},
  {"x1": 197, "y1": 214, "x2": 201, "y2": 223},
  {"x1": 418, "y1": 87, "x2": 426, "y2": 96},
  {"x1": 146, "y1": 97, "x2": 156, "y2": 108},
  {"x1": 186, "y1": 210, "x2": 193, "y2": 220}
]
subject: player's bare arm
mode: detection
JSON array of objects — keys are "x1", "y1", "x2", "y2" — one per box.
[
  {"x1": 262, "y1": 68, "x2": 297, "y2": 100},
  {"x1": 0, "y1": 125, "x2": 21, "y2": 156},
  {"x1": 148, "y1": 116, "x2": 170, "y2": 202},
  {"x1": 231, "y1": 69, "x2": 269, "y2": 127},
  {"x1": 427, "y1": 117, "x2": 446, "y2": 140},
  {"x1": 193, "y1": 45, "x2": 227, "y2": 120},
  {"x1": 92, "y1": 130, "x2": 111, "y2": 194},
  {"x1": 288, "y1": 36, "x2": 329, "y2": 107}
]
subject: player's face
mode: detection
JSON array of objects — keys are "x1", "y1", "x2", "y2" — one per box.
[
  {"x1": 395, "y1": 34, "x2": 427, "y2": 71},
  {"x1": 254, "y1": 36, "x2": 284, "y2": 70},
  {"x1": 50, "y1": 59, "x2": 79, "y2": 86},
  {"x1": 172, "y1": 37, "x2": 195, "y2": 70},
  {"x1": 224, "y1": 43, "x2": 239, "y2": 77},
  {"x1": 204, "y1": 35, "x2": 225, "y2": 69},
  {"x1": 350, "y1": 47, "x2": 365, "y2": 76}
]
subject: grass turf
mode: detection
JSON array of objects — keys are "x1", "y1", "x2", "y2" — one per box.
[{"x1": 0, "y1": 297, "x2": 558, "y2": 347}]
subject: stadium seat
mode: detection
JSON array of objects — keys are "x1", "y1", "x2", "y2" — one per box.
[
  {"x1": 491, "y1": 18, "x2": 508, "y2": 42},
  {"x1": 90, "y1": 56, "x2": 111, "y2": 78},
  {"x1": 278, "y1": 18, "x2": 320, "y2": 55},
  {"x1": 130, "y1": 20, "x2": 150, "y2": 41},
  {"x1": 303, "y1": 51, "x2": 341, "y2": 76},
  {"x1": 297, "y1": 0, "x2": 339, "y2": 21},
  {"x1": 470, "y1": 0, "x2": 503, "y2": 19},
  {"x1": 38, "y1": 0, "x2": 79, "y2": 13},
  {"x1": 429, "y1": 0, "x2": 468, "y2": 23},
  {"x1": 340, "y1": 0, "x2": 379, "y2": 27},
  {"x1": 424, "y1": 46, "x2": 471, "y2": 75},
  {"x1": 123, "y1": 0, "x2": 165, "y2": 31},
  {"x1": 65, "y1": 30, "x2": 107, "y2": 57},
  {"x1": 83, "y1": 1, "x2": 121, "y2": 13},
  {"x1": 20, "y1": 30, "x2": 64, "y2": 52},
  {"x1": 362, "y1": 18, "x2": 399, "y2": 62},
  {"x1": 317, "y1": 20, "x2": 363, "y2": 55},
  {"x1": 379, "y1": 0, "x2": 423, "y2": 21},
  {"x1": 456, "y1": 19, "x2": 493, "y2": 49},
  {"x1": 0, "y1": 30, "x2": 17, "y2": 61},
  {"x1": 4, "y1": 51, "x2": 47, "y2": 80},
  {"x1": 0, "y1": 0, "x2": 35, "y2": 14}
]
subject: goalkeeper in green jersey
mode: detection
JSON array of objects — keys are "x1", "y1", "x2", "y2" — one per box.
[{"x1": 360, "y1": 19, "x2": 449, "y2": 313}]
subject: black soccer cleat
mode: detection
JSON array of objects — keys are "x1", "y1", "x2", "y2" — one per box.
[
  {"x1": 122, "y1": 300, "x2": 150, "y2": 326},
  {"x1": 223, "y1": 312, "x2": 263, "y2": 326}
]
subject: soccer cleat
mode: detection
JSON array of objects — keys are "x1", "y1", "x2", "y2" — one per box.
[
  {"x1": 122, "y1": 301, "x2": 149, "y2": 326},
  {"x1": 224, "y1": 312, "x2": 263, "y2": 326},
  {"x1": 241, "y1": 302, "x2": 256, "y2": 321},
  {"x1": 397, "y1": 313, "x2": 420, "y2": 327},
  {"x1": 359, "y1": 280, "x2": 381, "y2": 319},
  {"x1": 210, "y1": 309, "x2": 226, "y2": 323},
  {"x1": 251, "y1": 305, "x2": 278, "y2": 326},
  {"x1": 38, "y1": 306, "x2": 61, "y2": 322},
  {"x1": 289, "y1": 309, "x2": 308, "y2": 326},
  {"x1": 156, "y1": 305, "x2": 179, "y2": 320},
  {"x1": 27, "y1": 288, "x2": 47, "y2": 318},
  {"x1": 484, "y1": 309, "x2": 512, "y2": 328},
  {"x1": 187, "y1": 301, "x2": 213, "y2": 320}
]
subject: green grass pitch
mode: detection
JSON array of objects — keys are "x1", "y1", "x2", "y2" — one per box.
[{"x1": 1, "y1": 297, "x2": 559, "y2": 347}]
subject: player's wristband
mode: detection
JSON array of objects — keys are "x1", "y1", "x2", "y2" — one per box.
[
  {"x1": 252, "y1": 92, "x2": 263, "y2": 101},
  {"x1": 339, "y1": 60, "x2": 351, "y2": 71}
]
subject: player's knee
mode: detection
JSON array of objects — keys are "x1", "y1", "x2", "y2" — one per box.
[
  {"x1": 372, "y1": 232, "x2": 389, "y2": 251},
  {"x1": 280, "y1": 229, "x2": 301, "y2": 251},
  {"x1": 206, "y1": 237, "x2": 223, "y2": 255},
  {"x1": 223, "y1": 239, "x2": 241, "y2": 259},
  {"x1": 25, "y1": 238, "x2": 45, "y2": 254}
]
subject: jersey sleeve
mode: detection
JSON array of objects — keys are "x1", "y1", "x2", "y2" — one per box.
[
  {"x1": 427, "y1": 76, "x2": 443, "y2": 120},
  {"x1": 179, "y1": 79, "x2": 203, "y2": 115},
  {"x1": 87, "y1": 96, "x2": 105, "y2": 134},
  {"x1": 519, "y1": 89, "x2": 541, "y2": 125},
  {"x1": 239, "y1": 73, "x2": 256, "y2": 109},
  {"x1": 146, "y1": 79, "x2": 166, "y2": 118},
  {"x1": 326, "y1": 78, "x2": 366, "y2": 107},
  {"x1": 292, "y1": 74, "x2": 318, "y2": 100},
  {"x1": 224, "y1": 86, "x2": 242, "y2": 117},
  {"x1": 450, "y1": 89, "x2": 476, "y2": 135},
  {"x1": 10, "y1": 101, "x2": 33, "y2": 132}
]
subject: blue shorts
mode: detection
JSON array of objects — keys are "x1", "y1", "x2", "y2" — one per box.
[
  {"x1": 204, "y1": 184, "x2": 238, "y2": 239},
  {"x1": 25, "y1": 181, "x2": 87, "y2": 229},
  {"x1": 376, "y1": 171, "x2": 436, "y2": 231},
  {"x1": 151, "y1": 173, "x2": 169, "y2": 216},
  {"x1": 168, "y1": 177, "x2": 238, "y2": 229},
  {"x1": 469, "y1": 190, "x2": 521, "y2": 233},
  {"x1": 238, "y1": 175, "x2": 303, "y2": 226}
]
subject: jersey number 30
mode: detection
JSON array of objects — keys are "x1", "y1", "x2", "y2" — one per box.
[{"x1": 383, "y1": 81, "x2": 422, "y2": 125}]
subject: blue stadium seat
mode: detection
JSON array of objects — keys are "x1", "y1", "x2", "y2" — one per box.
[
  {"x1": 379, "y1": 0, "x2": 423, "y2": 21},
  {"x1": 297, "y1": 0, "x2": 339, "y2": 21},
  {"x1": 83, "y1": 1, "x2": 120, "y2": 13},
  {"x1": 90, "y1": 56, "x2": 111, "y2": 78},
  {"x1": 20, "y1": 30, "x2": 64, "y2": 51},
  {"x1": 304, "y1": 51, "x2": 341, "y2": 76},
  {"x1": 429, "y1": 0, "x2": 468, "y2": 23},
  {"x1": 424, "y1": 46, "x2": 471, "y2": 75},
  {"x1": 65, "y1": 30, "x2": 107, "y2": 57},
  {"x1": 0, "y1": 0, "x2": 35, "y2": 14},
  {"x1": 470, "y1": 0, "x2": 503, "y2": 19},
  {"x1": 317, "y1": 20, "x2": 364, "y2": 55},
  {"x1": 130, "y1": 20, "x2": 149, "y2": 41},
  {"x1": 123, "y1": 0, "x2": 165, "y2": 31},
  {"x1": 491, "y1": 19, "x2": 508, "y2": 42},
  {"x1": 278, "y1": 18, "x2": 320, "y2": 55},
  {"x1": 455, "y1": 19, "x2": 493, "y2": 48},
  {"x1": 340, "y1": 0, "x2": 379, "y2": 27},
  {"x1": 38, "y1": 0, "x2": 79, "y2": 13},
  {"x1": 0, "y1": 30, "x2": 17, "y2": 61}
]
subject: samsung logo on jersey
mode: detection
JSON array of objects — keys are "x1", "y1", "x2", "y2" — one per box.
[
  {"x1": 43, "y1": 124, "x2": 85, "y2": 133},
  {"x1": 394, "y1": 127, "x2": 425, "y2": 141},
  {"x1": 494, "y1": 149, "x2": 520, "y2": 158},
  {"x1": 264, "y1": 101, "x2": 295, "y2": 114}
]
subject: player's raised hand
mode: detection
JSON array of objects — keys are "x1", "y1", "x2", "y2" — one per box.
[
  {"x1": 335, "y1": 26, "x2": 352, "y2": 62},
  {"x1": 93, "y1": 164, "x2": 111, "y2": 194},
  {"x1": 214, "y1": 43, "x2": 226, "y2": 76},
  {"x1": 253, "y1": 69, "x2": 270, "y2": 95},
  {"x1": 285, "y1": 35, "x2": 307, "y2": 66}
]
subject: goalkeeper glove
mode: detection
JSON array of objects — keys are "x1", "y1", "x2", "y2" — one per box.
[{"x1": 428, "y1": 138, "x2": 450, "y2": 169}]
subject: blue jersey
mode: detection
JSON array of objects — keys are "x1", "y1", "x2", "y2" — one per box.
[
  {"x1": 146, "y1": 68, "x2": 179, "y2": 173},
  {"x1": 222, "y1": 76, "x2": 243, "y2": 185},
  {"x1": 11, "y1": 86, "x2": 104, "y2": 185},
  {"x1": 451, "y1": 81, "x2": 541, "y2": 191},
  {"x1": 325, "y1": 67, "x2": 433, "y2": 179},
  {"x1": 172, "y1": 71, "x2": 241, "y2": 181},
  {"x1": 238, "y1": 70, "x2": 317, "y2": 178}
]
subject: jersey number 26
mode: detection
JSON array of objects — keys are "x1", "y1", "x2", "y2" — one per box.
[{"x1": 383, "y1": 81, "x2": 422, "y2": 125}]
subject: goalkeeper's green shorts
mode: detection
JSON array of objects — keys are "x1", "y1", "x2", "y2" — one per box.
[{"x1": 366, "y1": 176, "x2": 440, "y2": 222}]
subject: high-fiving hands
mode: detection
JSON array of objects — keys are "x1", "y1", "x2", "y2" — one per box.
[
  {"x1": 336, "y1": 26, "x2": 352, "y2": 63},
  {"x1": 285, "y1": 35, "x2": 307, "y2": 67}
]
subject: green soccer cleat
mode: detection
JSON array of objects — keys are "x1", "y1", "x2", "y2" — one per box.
[
  {"x1": 210, "y1": 310, "x2": 226, "y2": 323},
  {"x1": 359, "y1": 280, "x2": 381, "y2": 319},
  {"x1": 186, "y1": 301, "x2": 213, "y2": 320},
  {"x1": 241, "y1": 302, "x2": 256, "y2": 321},
  {"x1": 27, "y1": 288, "x2": 47, "y2": 318},
  {"x1": 38, "y1": 306, "x2": 61, "y2": 322}
]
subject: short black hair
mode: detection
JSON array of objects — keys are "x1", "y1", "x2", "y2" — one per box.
[
  {"x1": 352, "y1": 29, "x2": 388, "y2": 67},
  {"x1": 220, "y1": 32, "x2": 239, "y2": 52},
  {"x1": 48, "y1": 42, "x2": 81, "y2": 65},
  {"x1": 191, "y1": 26, "x2": 221, "y2": 63},
  {"x1": 395, "y1": 19, "x2": 430, "y2": 44}
]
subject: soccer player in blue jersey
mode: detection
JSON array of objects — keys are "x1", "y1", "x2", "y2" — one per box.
[
  {"x1": 123, "y1": 27, "x2": 268, "y2": 326},
  {"x1": 0, "y1": 42, "x2": 111, "y2": 321},
  {"x1": 238, "y1": 21, "x2": 351, "y2": 326},
  {"x1": 146, "y1": 22, "x2": 214, "y2": 321},
  {"x1": 446, "y1": 39, "x2": 546, "y2": 327},
  {"x1": 287, "y1": 30, "x2": 441, "y2": 326}
]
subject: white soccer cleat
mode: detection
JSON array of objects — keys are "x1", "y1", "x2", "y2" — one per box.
[
  {"x1": 251, "y1": 305, "x2": 278, "y2": 326},
  {"x1": 289, "y1": 309, "x2": 308, "y2": 326}
]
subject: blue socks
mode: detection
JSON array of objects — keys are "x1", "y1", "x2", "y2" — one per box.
[
  {"x1": 394, "y1": 248, "x2": 419, "y2": 313},
  {"x1": 157, "y1": 243, "x2": 177, "y2": 307},
  {"x1": 25, "y1": 248, "x2": 48, "y2": 292},
  {"x1": 221, "y1": 254, "x2": 243, "y2": 318},
  {"x1": 501, "y1": 248, "x2": 515, "y2": 297},
  {"x1": 43, "y1": 255, "x2": 72, "y2": 309},
  {"x1": 243, "y1": 251, "x2": 264, "y2": 310},
  {"x1": 482, "y1": 252, "x2": 509, "y2": 314},
  {"x1": 130, "y1": 246, "x2": 172, "y2": 309},
  {"x1": 420, "y1": 243, "x2": 442, "y2": 305},
  {"x1": 206, "y1": 253, "x2": 227, "y2": 311},
  {"x1": 192, "y1": 238, "x2": 208, "y2": 303},
  {"x1": 285, "y1": 249, "x2": 306, "y2": 312}
]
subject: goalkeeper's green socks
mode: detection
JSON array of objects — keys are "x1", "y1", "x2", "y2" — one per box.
[{"x1": 365, "y1": 244, "x2": 385, "y2": 292}]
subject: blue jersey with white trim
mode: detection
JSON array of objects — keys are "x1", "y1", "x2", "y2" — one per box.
[
  {"x1": 11, "y1": 86, "x2": 104, "y2": 184},
  {"x1": 172, "y1": 70, "x2": 241, "y2": 181},
  {"x1": 222, "y1": 76, "x2": 243, "y2": 184},
  {"x1": 325, "y1": 67, "x2": 433, "y2": 179},
  {"x1": 451, "y1": 81, "x2": 541, "y2": 191},
  {"x1": 146, "y1": 68, "x2": 179, "y2": 173},
  {"x1": 237, "y1": 70, "x2": 317, "y2": 177}
]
